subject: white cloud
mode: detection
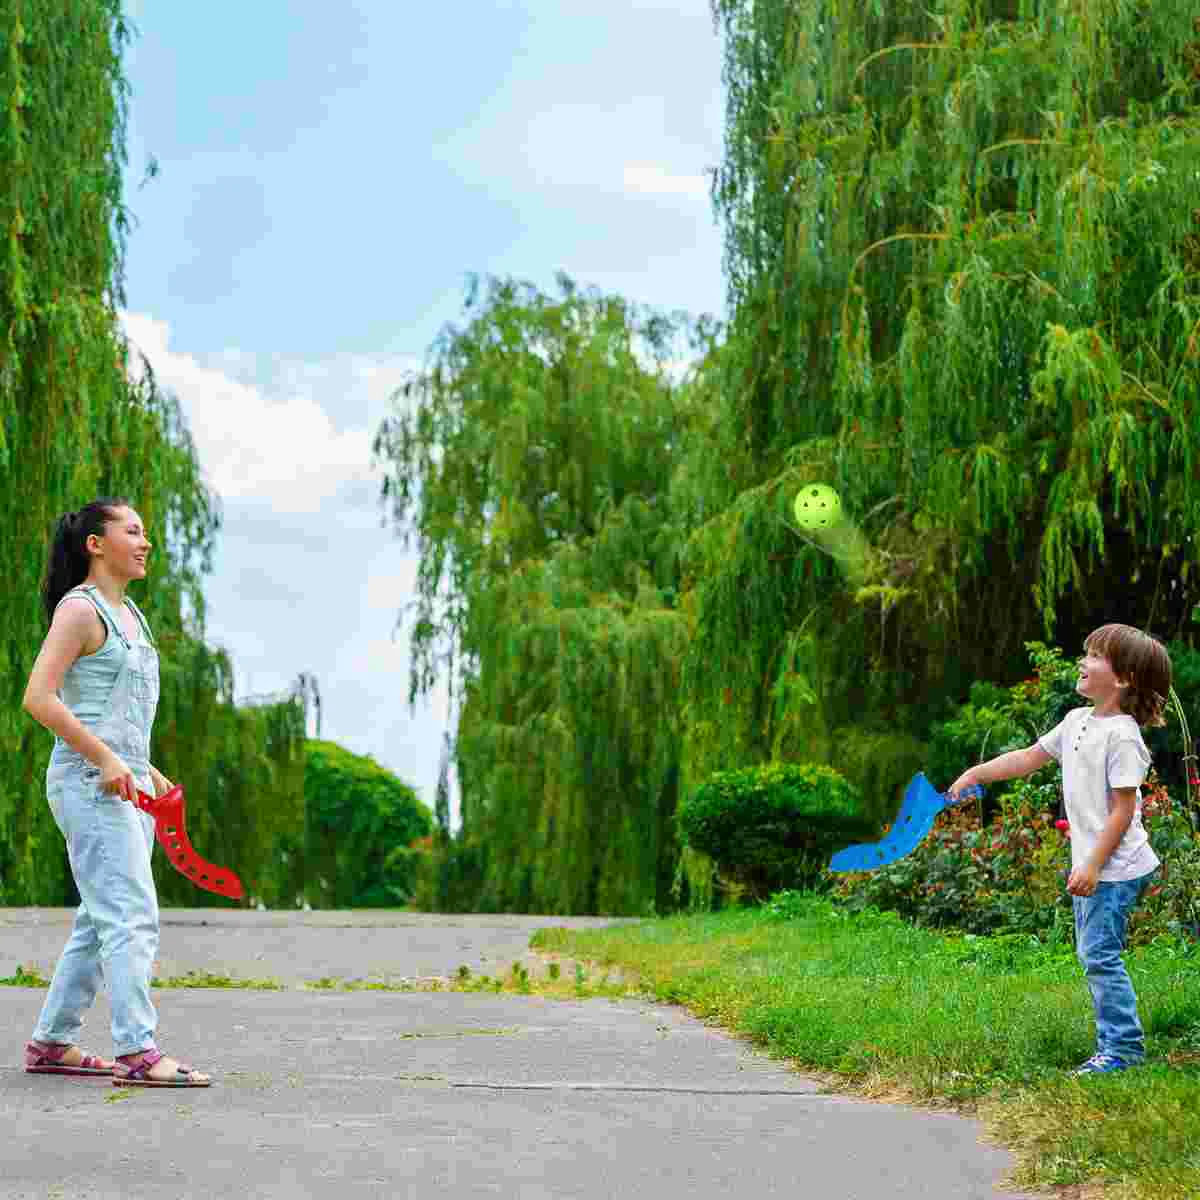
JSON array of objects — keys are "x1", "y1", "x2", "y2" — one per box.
[
  {"x1": 364, "y1": 565, "x2": 419, "y2": 612},
  {"x1": 116, "y1": 312, "x2": 450, "y2": 813},
  {"x1": 622, "y1": 163, "x2": 711, "y2": 197},
  {"x1": 121, "y1": 312, "x2": 414, "y2": 513}
]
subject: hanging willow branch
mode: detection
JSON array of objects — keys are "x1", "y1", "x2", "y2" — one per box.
[
  {"x1": 853, "y1": 41, "x2": 952, "y2": 86},
  {"x1": 379, "y1": 1, "x2": 1200, "y2": 913}
]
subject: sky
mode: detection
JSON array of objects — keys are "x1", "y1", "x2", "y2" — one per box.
[{"x1": 117, "y1": 1, "x2": 727, "y2": 815}]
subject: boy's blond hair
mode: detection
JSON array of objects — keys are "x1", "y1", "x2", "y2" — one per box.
[{"x1": 1083, "y1": 624, "x2": 1172, "y2": 727}]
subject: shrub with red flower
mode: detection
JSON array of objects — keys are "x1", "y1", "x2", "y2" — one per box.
[
  {"x1": 831, "y1": 769, "x2": 1200, "y2": 945},
  {"x1": 830, "y1": 776, "x2": 1073, "y2": 938},
  {"x1": 829, "y1": 638, "x2": 1200, "y2": 944}
]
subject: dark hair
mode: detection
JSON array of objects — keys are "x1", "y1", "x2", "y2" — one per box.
[
  {"x1": 41, "y1": 497, "x2": 131, "y2": 625},
  {"x1": 1083, "y1": 623, "x2": 1173, "y2": 728}
]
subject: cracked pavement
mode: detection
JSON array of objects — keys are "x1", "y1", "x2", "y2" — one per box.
[{"x1": 2, "y1": 909, "x2": 1036, "y2": 1198}]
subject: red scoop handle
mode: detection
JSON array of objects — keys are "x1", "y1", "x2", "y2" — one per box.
[{"x1": 135, "y1": 784, "x2": 245, "y2": 901}]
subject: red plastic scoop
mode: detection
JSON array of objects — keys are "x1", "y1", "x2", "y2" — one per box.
[{"x1": 134, "y1": 784, "x2": 244, "y2": 901}]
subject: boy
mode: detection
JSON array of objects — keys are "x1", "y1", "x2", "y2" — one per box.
[{"x1": 950, "y1": 624, "x2": 1172, "y2": 1075}]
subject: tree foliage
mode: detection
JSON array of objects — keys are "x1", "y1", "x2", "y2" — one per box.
[
  {"x1": 151, "y1": 667, "x2": 309, "y2": 910},
  {"x1": 0, "y1": 1, "x2": 307, "y2": 906},
  {"x1": 683, "y1": 0, "x2": 1200, "y2": 782},
  {"x1": 375, "y1": 276, "x2": 705, "y2": 913},
  {"x1": 304, "y1": 739, "x2": 432, "y2": 908},
  {"x1": 380, "y1": 4, "x2": 1200, "y2": 915}
]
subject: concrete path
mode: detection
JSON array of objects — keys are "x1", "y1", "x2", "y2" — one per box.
[
  {"x1": 3, "y1": 907, "x2": 634, "y2": 988},
  {"x1": 1, "y1": 910, "x2": 1036, "y2": 1199}
]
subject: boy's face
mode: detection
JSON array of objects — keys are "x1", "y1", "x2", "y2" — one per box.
[{"x1": 1076, "y1": 649, "x2": 1127, "y2": 706}]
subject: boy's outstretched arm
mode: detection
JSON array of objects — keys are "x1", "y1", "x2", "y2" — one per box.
[{"x1": 949, "y1": 744, "x2": 1052, "y2": 799}]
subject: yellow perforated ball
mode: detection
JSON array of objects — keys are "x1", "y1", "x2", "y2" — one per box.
[{"x1": 793, "y1": 484, "x2": 843, "y2": 530}]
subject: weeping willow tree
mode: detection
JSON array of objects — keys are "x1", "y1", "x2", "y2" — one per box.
[
  {"x1": 680, "y1": 0, "x2": 1200, "y2": 796},
  {"x1": 379, "y1": 4, "x2": 1199, "y2": 913},
  {"x1": 0, "y1": 1, "x2": 308, "y2": 906},
  {"x1": 454, "y1": 505, "x2": 689, "y2": 914},
  {"x1": 375, "y1": 275, "x2": 704, "y2": 913}
]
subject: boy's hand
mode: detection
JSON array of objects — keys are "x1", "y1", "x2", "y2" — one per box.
[
  {"x1": 948, "y1": 770, "x2": 983, "y2": 801},
  {"x1": 1067, "y1": 864, "x2": 1099, "y2": 897}
]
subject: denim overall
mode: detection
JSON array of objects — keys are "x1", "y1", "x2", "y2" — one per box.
[{"x1": 31, "y1": 585, "x2": 162, "y2": 1057}]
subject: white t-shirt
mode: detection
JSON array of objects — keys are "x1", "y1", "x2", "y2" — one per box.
[{"x1": 1037, "y1": 707, "x2": 1159, "y2": 882}]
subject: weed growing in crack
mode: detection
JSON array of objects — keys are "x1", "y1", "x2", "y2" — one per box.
[{"x1": 0, "y1": 965, "x2": 49, "y2": 987}]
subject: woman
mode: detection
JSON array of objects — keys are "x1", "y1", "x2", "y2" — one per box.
[{"x1": 22, "y1": 498, "x2": 209, "y2": 1087}]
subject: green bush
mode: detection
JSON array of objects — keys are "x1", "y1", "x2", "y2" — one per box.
[
  {"x1": 304, "y1": 740, "x2": 433, "y2": 907},
  {"x1": 1130, "y1": 781, "x2": 1200, "y2": 943},
  {"x1": 679, "y1": 762, "x2": 874, "y2": 900},
  {"x1": 926, "y1": 641, "x2": 1079, "y2": 798}
]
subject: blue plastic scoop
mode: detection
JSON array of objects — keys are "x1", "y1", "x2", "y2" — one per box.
[{"x1": 828, "y1": 773, "x2": 984, "y2": 873}]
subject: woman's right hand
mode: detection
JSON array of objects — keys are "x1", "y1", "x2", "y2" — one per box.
[{"x1": 98, "y1": 753, "x2": 137, "y2": 804}]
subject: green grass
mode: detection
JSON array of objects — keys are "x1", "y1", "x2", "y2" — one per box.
[
  {"x1": 530, "y1": 897, "x2": 1200, "y2": 1200},
  {"x1": 3, "y1": 967, "x2": 289, "y2": 990}
]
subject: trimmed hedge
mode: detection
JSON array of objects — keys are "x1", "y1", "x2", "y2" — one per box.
[
  {"x1": 678, "y1": 762, "x2": 873, "y2": 899},
  {"x1": 305, "y1": 740, "x2": 433, "y2": 907}
]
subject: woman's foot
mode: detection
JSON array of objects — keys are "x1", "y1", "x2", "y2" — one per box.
[
  {"x1": 25, "y1": 1040, "x2": 115, "y2": 1075},
  {"x1": 114, "y1": 1048, "x2": 210, "y2": 1087}
]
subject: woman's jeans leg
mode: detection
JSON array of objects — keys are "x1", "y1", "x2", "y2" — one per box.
[
  {"x1": 33, "y1": 778, "x2": 159, "y2": 1056},
  {"x1": 31, "y1": 903, "x2": 105, "y2": 1045},
  {"x1": 1073, "y1": 873, "x2": 1154, "y2": 1064}
]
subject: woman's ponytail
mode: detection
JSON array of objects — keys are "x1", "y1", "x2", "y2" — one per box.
[{"x1": 40, "y1": 498, "x2": 129, "y2": 625}]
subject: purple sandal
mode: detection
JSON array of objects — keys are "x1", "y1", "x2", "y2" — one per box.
[
  {"x1": 113, "y1": 1048, "x2": 211, "y2": 1088},
  {"x1": 25, "y1": 1041, "x2": 114, "y2": 1076}
]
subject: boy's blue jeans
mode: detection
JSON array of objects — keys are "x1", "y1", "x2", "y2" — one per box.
[{"x1": 1073, "y1": 871, "x2": 1156, "y2": 1065}]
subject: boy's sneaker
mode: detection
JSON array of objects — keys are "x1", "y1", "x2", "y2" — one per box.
[{"x1": 1072, "y1": 1054, "x2": 1131, "y2": 1076}]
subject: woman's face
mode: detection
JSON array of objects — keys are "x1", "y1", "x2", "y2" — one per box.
[{"x1": 89, "y1": 506, "x2": 151, "y2": 581}]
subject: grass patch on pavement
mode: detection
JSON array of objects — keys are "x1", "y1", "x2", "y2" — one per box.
[
  {"x1": 3, "y1": 960, "x2": 631, "y2": 999},
  {"x1": 0, "y1": 965, "x2": 50, "y2": 986},
  {"x1": 303, "y1": 959, "x2": 633, "y2": 1000},
  {"x1": 151, "y1": 970, "x2": 287, "y2": 990},
  {"x1": 530, "y1": 895, "x2": 1200, "y2": 1199},
  {"x1": 3, "y1": 967, "x2": 289, "y2": 989}
]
